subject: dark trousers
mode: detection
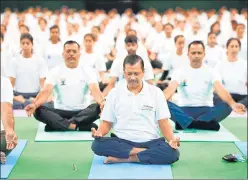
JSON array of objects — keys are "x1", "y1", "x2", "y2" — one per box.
[
  {"x1": 99, "y1": 82, "x2": 108, "y2": 92},
  {"x1": 1, "y1": 131, "x2": 12, "y2": 156},
  {"x1": 106, "y1": 60, "x2": 113, "y2": 70},
  {"x1": 214, "y1": 93, "x2": 248, "y2": 108},
  {"x1": 92, "y1": 136, "x2": 179, "y2": 165},
  {"x1": 13, "y1": 91, "x2": 38, "y2": 109},
  {"x1": 168, "y1": 101, "x2": 232, "y2": 129},
  {"x1": 34, "y1": 103, "x2": 100, "y2": 131}
]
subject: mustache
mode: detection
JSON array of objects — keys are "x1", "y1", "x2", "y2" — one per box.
[{"x1": 128, "y1": 79, "x2": 139, "y2": 84}]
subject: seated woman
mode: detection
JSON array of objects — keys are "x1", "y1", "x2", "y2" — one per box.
[
  {"x1": 80, "y1": 34, "x2": 109, "y2": 92},
  {"x1": 157, "y1": 35, "x2": 189, "y2": 91},
  {"x1": 8, "y1": 33, "x2": 48, "y2": 109},
  {"x1": 214, "y1": 38, "x2": 247, "y2": 108}
]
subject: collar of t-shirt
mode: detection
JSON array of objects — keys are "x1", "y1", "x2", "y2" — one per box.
[{"x1": 122, "y1": 80, "x2": 149, "y2": 96}]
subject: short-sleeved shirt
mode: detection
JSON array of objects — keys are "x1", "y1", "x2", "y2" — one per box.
[
  {"x1": 101, "y1": 81, "x2": 171, "y2": 142},
  {"x1": 8, "y1": 54, "x2": 48, "y2": 93},
  {"x1": 79, "y1": 51, "x2": 106, "y2": 82},
  {"x1": 215, "y1": 58, "x2": 247, "y2": 95},
  {"x1": 172, "y1": 65, "x2": 221, "y2": 107},
  {"x1": 45, "y1": 64, "x2": 98, "y2": 111},
  {"x1": 1, "y1": 76, "x2": 14, "y2": 130}
]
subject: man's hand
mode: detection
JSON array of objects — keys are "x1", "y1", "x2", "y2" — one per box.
[
  {"x1": 102, "y1": 78, "x2": 109, "y2": 85},
  {"x1": 100, "y1": 100, "x2": 105, "y2": 112},
  {"x1": 91, "y1": 128, "x2": 103, "y2": 138},
  {"x1": 15, "y1": 95, "x2": 26, "y2": 103},
  {"x1": 169, "y1": 137, "x2": 180, "y2": 149},
  {"x1": 24, "y1": 103, "x2": 37, "y2": 117},
  {"x1": 5, "y1": 131, "x2": 18, "y2": 150},
  {"x1": 231, "y1": 103, "x2": 247, "y2": 114}
]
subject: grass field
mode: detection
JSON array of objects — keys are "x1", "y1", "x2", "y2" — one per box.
[{"x1": 7, "y1": 117, "x2": 248, "y2": 179}]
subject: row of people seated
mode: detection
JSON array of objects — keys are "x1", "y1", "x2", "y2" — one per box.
[{"x1": 1, "y1": 40, "x2": 246, "y2": 166}]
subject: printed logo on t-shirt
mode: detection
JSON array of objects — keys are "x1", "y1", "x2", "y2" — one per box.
[
  {"x1": 141, "y1": 105, "x2": 154, "y2": 111},
  {"x1": 181, "y1": 79, "x2": 187, "y2": 87},
  {"x1": 60, "y1": 78, "x2": 66, "y2": 86}
]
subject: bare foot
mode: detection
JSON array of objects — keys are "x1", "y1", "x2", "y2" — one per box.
[
  {"x1": 104, "y1": 155, "x2": 139, "y2": 164},
  {"x1": 129, "y1": 147, "x2": 147, "y2": 156},
  {"x1": 0, "y1": 151, "x2": 6, "y2": 164}
]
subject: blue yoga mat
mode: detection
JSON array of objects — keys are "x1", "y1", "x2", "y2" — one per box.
[
  {"x1": 88, "y1": 155, "x2": 173, "y2": 179},
  {"x1": 1, "y1": 140, "x2": 27, "y2": 179},
  {"x1": 234, "y1": 141, "x2": 247, "y2": 157}
]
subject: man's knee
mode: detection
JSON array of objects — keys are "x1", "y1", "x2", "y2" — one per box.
[
  {"x1": 139, "y1": 143, "x2": 180, "y2": 165},
  {"x1": 33, "y1": 106, "x2": 46, "y2": 120},
  {"x1": 91, "y1": 138, "x2": 106, "y2": 156}
]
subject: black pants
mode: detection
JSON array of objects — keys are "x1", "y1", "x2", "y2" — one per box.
[
  {"x1": 1, "y1": 131, "x2": 12, "y2": 156},
  {"x1": 106, "y1": 60, "x2": 113, "y2": 70},
  {"x1": 13, "y1": 91, "x2": 38, "y2": 109},
  {"x1": 33, "y1": 103, "x2": 101, "y2": 131},
  {"x1": 99, "y1": 82, "x2": 108, "y2": 92},
  {"x1": 214, "y1": 93, "x2": 248, "y2": 108}
]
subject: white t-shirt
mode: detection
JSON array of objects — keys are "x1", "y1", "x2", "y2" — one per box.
[
  {"x1": 43, "y1": 41, "x2": 64, "y2": 70},
  {"x1": 110, "y1": 56, "x2": 154, "y2": 81},
  {"x1": 101, "y1": 81, "x2": 171, "y2": 142},
  {"x1": 1, "y1": 50, "x2": 12, "y2": 77},
  {"x1": 215, "y1": 59, "x2": 247, "y2": 95},
  {"x1": 45, "y1": 64, "x2": 98, "y2": 111},
  {"x1": 162, "y1": 51, "x2": 189, "y2": 77},
  {"x1": 8, "y1": 54, "x2": 48, "y2": 93},
  {"x1": 204, "y1": 45, "x2": 226, "y2": 68},
  {"x1": 172, "y1": 65, "x2": 221, "y2": 107},
  {"x1": 79, "y1": 51, "x2": 106, "y2": 81},
  {"x1": 1, "y1": 76, "x2": 14, "y2": 130}
]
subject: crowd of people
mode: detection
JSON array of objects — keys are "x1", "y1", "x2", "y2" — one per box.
[{"x1": 1, "y1": 6, "x2": 247, "y2": 165}]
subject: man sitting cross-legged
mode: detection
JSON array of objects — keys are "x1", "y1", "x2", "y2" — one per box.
[
  {"x1": 25, "y1": 41, "x2": 105, "y2": 131},
  {"x1": 91, "y1": 54, "x2": 180, "y2": 165},
  {"x1": 164, "y1": 41, "x2": 246, "y2": 131}
]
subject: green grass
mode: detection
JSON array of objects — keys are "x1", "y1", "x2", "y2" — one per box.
[{"x1": 7, "y1": 117, "x2": 248, "y2": 179}]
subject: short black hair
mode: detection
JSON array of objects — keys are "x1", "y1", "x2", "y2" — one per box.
[
  {"x1": 226, "y1": 38, "x2": 241, "y2": 49},
  {"x1": 84, "y1": 33, "x2": 95, "y2": 41},
  {"x1": 125, "y1": 35, "x2": 138, "y2": 44},
  {"x1": 208, "y1": 32, "x2": 216, "y2": 37},
  {"x1": 19, "y1": 24, "x2": 29, "y2": 32},
  {"x1": 188, "y1": 40, "x2": 205, "y2": 51},
  {"x1": 164, "y1": 23, "x2": 174, "y2": 29},
  {"x1": 50, "y1": 25, "x2": 59, "y2": 31},
  {"x1": 174, "y1": 35, "x2": 184, "y2": 43},
  {"x1": 63, "y1": 40, "x2": 80, "y2": 49},
  {"x1": 123, "y1": 54, "x2": 144, "y2": 71},
  {"x1": 20, "y1": 33, "x2": 33, "y2": 44},
  {"x1": 92, "y1": 26, "x2": 100, "y2": 32}
]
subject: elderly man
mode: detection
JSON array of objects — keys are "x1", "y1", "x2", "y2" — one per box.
[
  {"x1": 1, "y1": 76, "x2": 18, "y2": 164},
  {"x1": 91, "y1": 54, "x2": 180, "y2": 165},
  {"x1": 25, "y1": 40, "x2": 105, "y2": 132},
  {"x1": 164, "y1": 41, "x2": 246, "y2": 131}
]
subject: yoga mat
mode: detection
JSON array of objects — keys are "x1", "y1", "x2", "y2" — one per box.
[
  {"x1": 88, "y1": 155, "x2": 173, "y2": 179},
  {"x1": 35, "y1": 121, "x2": 100, "y2": 142},
  {"x1": 1, "y1": 140, "x2": 28, "y2": 179},
  {"x1": 234, "y1": 142, "x2": 247, "y2": 157},
  {"x1": 13, "y1": 110, "x2": 28, "y2": 117},
  {"x1": 170, "y1": 121, "x2": 240, "y2": 142}
]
